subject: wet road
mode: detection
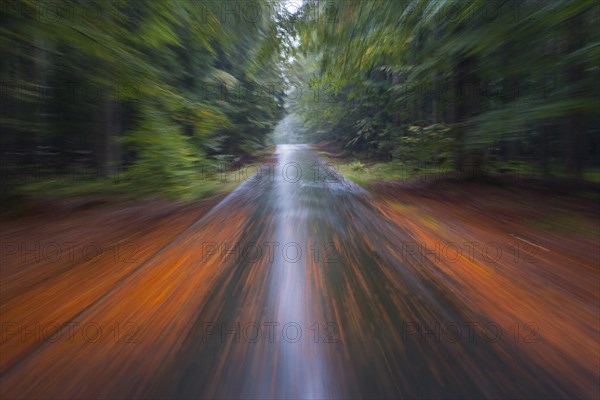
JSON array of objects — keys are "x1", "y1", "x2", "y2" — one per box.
[{"x1": 1, "y1": 144, "x2": 598, "y2": 399}]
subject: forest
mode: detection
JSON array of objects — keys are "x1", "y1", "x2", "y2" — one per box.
[
  {"x1": 287, "y1": 0, "x2": 599, "y2": 180},
  {"x1": 1, "y1": 0, "x2": 288, "y2": 201},
  {"x1": 1, "y1": 0, "x2": 599, "y2": 202},
  {"x1": 1, "y1": 2, "x2": 599, "y2": 399}
]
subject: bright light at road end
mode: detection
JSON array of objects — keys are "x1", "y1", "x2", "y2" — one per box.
[{"x1": 284, "y1": 1, "x2": 301, "y2": 14}]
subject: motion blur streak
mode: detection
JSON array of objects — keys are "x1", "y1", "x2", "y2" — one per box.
[{"x1": 1, "y1": 145, "x2": 598, "y2": 399}]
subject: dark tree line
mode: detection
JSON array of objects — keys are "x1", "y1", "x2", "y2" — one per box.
[
  {"x1": 1, "y1": 0, "x2": 289, "y2": 196},
  {"x1": 290, "y1": 0, "x2": 599, "y2": 179}
]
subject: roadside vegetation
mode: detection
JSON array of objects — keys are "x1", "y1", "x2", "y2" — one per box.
[
  {"x1": 1, "y1": 1, "x2": 290, "y2": 209},
  {"x1": 288, "y1": 1, "x2": 599, "y2": 186}
]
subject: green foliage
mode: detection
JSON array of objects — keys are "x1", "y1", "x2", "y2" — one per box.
[
  {"x1": 289, "y1": 0, "x2": 600, "y2": 179},
  {"x1": 395, "y1": 124, "x2": 453, "y2": 164},
  {"x1": 348, "y1": 160, "x2": 366, "y2": 171},
  {"x1": 1, "y1": 0, "x2": 287, "y2": 198}
]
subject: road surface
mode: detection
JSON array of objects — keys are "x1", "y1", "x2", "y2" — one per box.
[{"x1": 0, "y1": 144, "x2": 597, "y2": 399}]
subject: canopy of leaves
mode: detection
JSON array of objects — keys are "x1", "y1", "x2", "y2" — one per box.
[
  {"x1": 288, "y1": 0, "x2": 599, "y2": 176},
  {"x1": 1, "y1": 0, "x2": 289, "y2": 195}
]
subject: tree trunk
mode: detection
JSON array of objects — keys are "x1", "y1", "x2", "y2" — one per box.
[
  {"x1": 453, "y1": 56, "x2": 481, "y2": 175},
  {"x1": 96, "y1": 95, "x2": 122, "y2": 174},
  {"x1": 432, "y1": 71, "x2": 443, "y2": 124},
  {"x1": 564, "y1": 11, "x2": 586, "y2": 180}
]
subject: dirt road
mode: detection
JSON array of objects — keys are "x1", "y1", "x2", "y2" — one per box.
[{"x1": 1, "y1": 145, "x2": 598, "y2": 399}]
